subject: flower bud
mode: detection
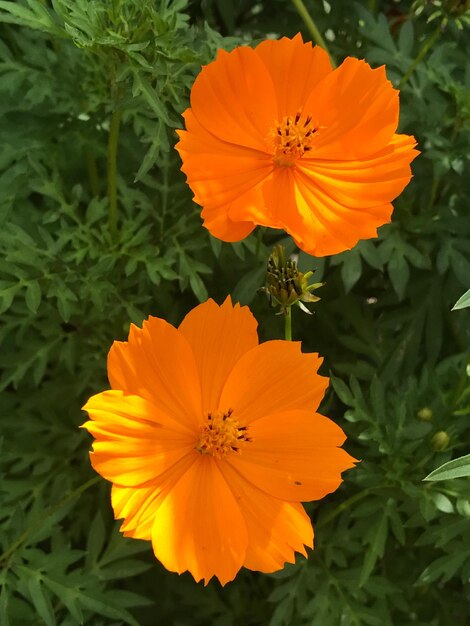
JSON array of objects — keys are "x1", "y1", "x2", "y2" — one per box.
[
  {"x1": 431, "y1": 431, "x2": 450, "y2": 451},
  {"x1": 261, "y1": 245, "x2": 323, "y2": 315},
  {"x1": 417, "y1": 407, "x2": 433, "y2": 422}
]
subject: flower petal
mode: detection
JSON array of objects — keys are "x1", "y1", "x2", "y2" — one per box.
[
  {"x1": 111, "y1": 453, "x2": 198, "y2": 540},
  {"x1": 82, "y1": 391, "x2": 195, "y2": 487},
  {"x1": 264, "y1": 159, "x2": 408, "y2": 256},
  {"x1": 176, "y1": 110, "x2": 273, "y2": 210},
  {"x1": 189, "y1": 46, "x2": 278, "y2": 152},
  {"x1": 304, "y1": 58, "x2": 399, "y2": 160},
  {"x1": 228, "y1": 410, "x2": 356, "y2": 501},
  {"x1": 151, "y1": 456, "x2": 248, "y2": 585},
  {"x1": 218, "y1": 460, "x2": 313, "y2": 573},
  {"x1": 107, "y1": 316, "x2": 202, "y2": 433},
  {"x1": 179, "y1": 298, "x2": 259, "y2": 414},
  {"x1": 220, "y1": 340, "x2": 328, "y2": 423},
  {"x1": 176, "y1": 109, "x2": 273, "y2": 240},
  {"x1": 299, "y1": 134, "x2": 417, "y2": 207},
  {"x1": 255, "y1": 34, "x2": 332, "y2": 118}
]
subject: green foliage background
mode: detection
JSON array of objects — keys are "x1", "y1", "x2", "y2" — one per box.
[{"x1": 1, "y1": 0, "x2": 470, "y2": 624}]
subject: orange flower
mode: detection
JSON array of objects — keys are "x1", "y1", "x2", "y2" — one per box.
[
  {"x1": 176, "y1": 34, "x2": 418, "y2": 257},
  {"x1": 82, "y1": 298, "x2": 355, "y2": 585}
]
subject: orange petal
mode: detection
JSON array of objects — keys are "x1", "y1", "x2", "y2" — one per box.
[
  {"x1": 255, "y1": 34, "x2": 332, "y2": 118},
  {"x1": 228, "y1": 409, "x2": 356, "y2": 501},
  {"x1": 107, "y1": 316, "x2": 202, "y2": 433},
  {"x1": 111, "y1": 453, "x2": 198, "y2": 540},
  {"x1": 220, "y1": 340, "x2": 328, "y2": 423},
  {"x1": 176, "y1": 109, "x2": 273, "y2": 241},
  {"x1": 263, "y1": 160, "x2": 403, "y2": 257},
  {"x1": 304, "y1": 59, "x2": 399, "y2": 160},
  {"x1": 151, "y1": 456, "x2": 248, "y2": 585},
  {"x1": 201, "y1": 176, "x2": 275, "y2": 241},
  {"x1": 189, "y1": 46, "x2": 277, "y2": 152},
  {"x1": 176, "y1": 110, "x2": 273, "y2": 209},
  {"x1": 82, "y1": 391, "x2": 195, "y2": 486},
  {"x1": 293, "y1": 168, "x2": 394, "y2": 256},
  {"x1": 299, "y1": 133, "x2": 418, "y2": 205},
  {"x1": 218, "y1": 460, "x2": 313, "y2": 573},
  {"x1": 201, "y1": 205, "x2": 255, "y2": 242},
  {"x1": 179, "y1": 298, "x2": 259, "y2": 414}
]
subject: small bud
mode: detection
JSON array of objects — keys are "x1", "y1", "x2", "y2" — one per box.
[
  {"x1": 417, "y1": 407, "x2": 433, "y2": 422},
  {"x1": 431, "y1": 431, "x2": 450, "y2": 451},
  {"x1": 261, "y1": 245, "x2": 323, "y2": 315}
]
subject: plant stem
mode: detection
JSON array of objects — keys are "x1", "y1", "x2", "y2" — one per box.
[
  {"x1": 285, "y1": 307, "x2": 292, "y2": 340},
  {"x1": 107, "y1": 108, "x2": 122, "y2": 239},
  {"x1": 0, "y1": 476, "x2": 100, "y2": 565},
  {"x1": 398, "y1": 22, "x2": 443, "y2": 89},
  {"x1": 291, "y1": 0, "x2": 336, "y2": 67}
]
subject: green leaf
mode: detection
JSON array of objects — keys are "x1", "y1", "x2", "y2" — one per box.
[
  {"x1": 340, "y1": 249, "x2": 362, "y2": 293},
  {"x1": 25, "y1": 281, "x2": 41, "y2": 313},
  {"x1": 0, "y1": 584, "x2": 9, "y2": 626},
  {"x1": 41, "y1": 578, "x2": 83, "y2": 624},
  {"x1": 27, "y1": 576, "x2": 56, "y2": 626},
  {"x1": 398, "y1": 20, "x2": 414, "y2": 57},
  {"x1": 452, "y1": 289, "x2": 470, "y2": 310},
  {"x1": 132, "y1": 74, "x2": 171, "y2": 125},
  {"x1": 359, "y1": 507, "x2": 389, "y2": 587},
  {"x1": 388, "y1": 250, "x2": 409, "y2": 300},
  {"x1": 330, "y1": 376, "x2": 354, "y2": 406},
  {"x1": 78, "y1": 589, "x2": 139, "y2": 626},
  {"x1": 424, "y1": 454, "x2": 470, "y2": 481},
  {"x1": 86, "y1": 513, "x2": 106, "y2": 566},
  {"x1": 188, "y1": 271, "x2": 208, "y2": 302},
  {"x1": 0, "y1": 285, "x2": 18, "y2": 314}
]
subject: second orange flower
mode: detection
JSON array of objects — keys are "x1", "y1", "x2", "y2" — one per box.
[{"x1": 176, "y1": 34, "x2": 418, "y2": 256}]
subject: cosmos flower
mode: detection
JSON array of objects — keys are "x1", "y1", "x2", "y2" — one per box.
[
  {"x1": 176, "y1": 34, "x2": 418, "y2": 256},
  {"x1": 82, "y1": 298, "x2": 355, "y2": 584}
]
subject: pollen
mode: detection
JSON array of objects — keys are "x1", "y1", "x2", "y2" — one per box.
[
  {"x1": 269, "y1": 112, "x2": 317, "y2": 167},
  {"x1": 195, "y1": 409, "x2": 250, "y2": 459}
]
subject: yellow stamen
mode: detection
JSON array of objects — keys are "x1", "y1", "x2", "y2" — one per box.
[
  {"x1": 195, "y1": 409, "x2": 250, "y2": 459},
  {"x1": 269, "y1": 112, "x2": 317, "y2": 167}
]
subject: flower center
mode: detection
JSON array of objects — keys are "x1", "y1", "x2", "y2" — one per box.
[
  {"x1": 195, "y1": 409, "x2": 250, "y2": 459},
  {"x1": 269, "y1": 113, "x2": 317, "y2": 167}
]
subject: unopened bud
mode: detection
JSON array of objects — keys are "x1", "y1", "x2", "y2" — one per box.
[
  {"x1": 431, "y1": 431, "x2": 450, "y2": 451},
  {"x1": 261, "y1": 245, "x2": 323, "y2": 315},
  {"x1": 417, "y1": 407, "x2": 433, "y2": 422}
]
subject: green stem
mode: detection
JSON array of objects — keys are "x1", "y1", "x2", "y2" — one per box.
[
  {"x1": 0, "y1": 476, "x2": 100, "y2": 565},
  {"x1": 291, "y1": 0, "x2": 336, "y2": 67},
  {"x1": 285, "y1": 307, "x2": 292, "y2": 341},
  {"x1": 398, "y1": 22, "x2": 443, "y2": 89},
  {"x1": 107, "y1": 108, "x2": 122, "y2": 239}
]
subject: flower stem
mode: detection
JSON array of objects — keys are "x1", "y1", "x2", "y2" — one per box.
[
  {"x1": 285, "y1": 307, "x2": 292, "y2": 341},
  {"x1": 107, "y1": 108, "x2": 122, "y2": 239},
  {"x1": 291, "y1": 0, "x2": 336, "y2": 67},
  {"x1": 0, "y1": 476, "x2": 100, "y2": 565},
  {"x1": 398, "y1": 22, "x2": 443, "y2": 89}
]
